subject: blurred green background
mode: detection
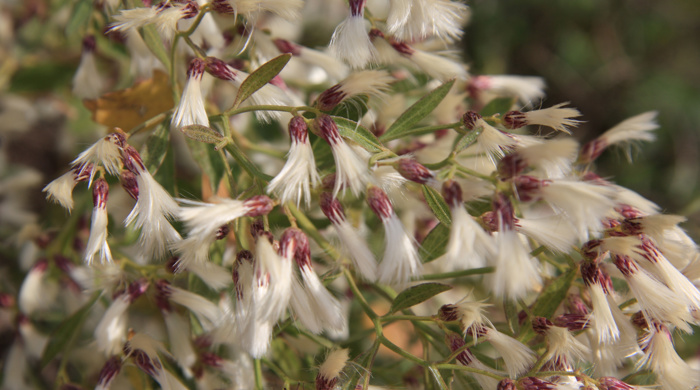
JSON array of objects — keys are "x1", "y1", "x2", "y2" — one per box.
[{"x1": 464, "y1": 0, "x2": 700, "y2": 238}]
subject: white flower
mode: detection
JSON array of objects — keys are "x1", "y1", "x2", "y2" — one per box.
[
  {"x1": 504, "y1": 103, "x2": 582, "y2": 134},
  {"x1": 267, "y1": 116, "x2": 320, "y2": 207},
  {"x1": 320, "y1": 193, "x2": 378, "y2": 282},
  {"x1": 72, "y1": 36, "x2": 103, "y2": 99},
  {"x1": 284, "y1": 228, "x2": 346, "y2": 334},
  {"x1": 171, "y1": 58, "x2": 209, "y2": 130},
  {"x1": 85, "y1": 178, "x2": 113, "y2": 265},
  {"x1": 329, "y1": 0, "x2": 376, "y2": 68},
  {"x1": 471, "y1": 75, "x2": 546, "y2": 106},
  {"x1": 256, "y1": 234, "x2": 293, "y2": 324},
  {"x1": 637, "y1": 322, "x2": 700, "y2": 390},
  {"x1": 516, "y1": 214, "x2": 578, "y2": 253},
  {"x1": 159, "y1": 281, "x2": 222, "y2": 331},
  {"x1": 42, "y1": 169, "x2": 80, "y2": 211},
  {"x1": 71, "y1": 132, "x2": 125, "y2": 185},
  {"x1": 610, "y1": 252, "x2": 693, "y2": 332},
  {"x1": 483, "y1": 328, "x2": 535, "y2": 378},
  {"x1": 387, "y1": 0, "x2": 469, "y2": 43},
  {"x1": 439, "y1": 181, "x2": 494, "y2": 271},
  {"x1": 18, "y1": 261, "x2": 55, "y2": 315},
  {"x1": 274, "y1": 38, "x2": 349, "y2": 81},
  {"x1": 581, "y1": 111, "x2": 658, "y2": 162},
  {"x1": 600, "y1": 111, "x2": 658, "y2": 146},
  {"x1": 508, "y1": 138, "x2": 579, "y2": 179},
  {"x1": 315, "y1": 70, "x2": 393, "y2": 111},
  {"x1": 465, "y1": 115, "x2": 519, "y2": 166},
  {"x1": 367, "y1": 186, "x2": 422, "y2": 287},
  {"x1": 214, "y1": 0, "x2": 303, "y2": 21},
  {"x1": 316, "y1": 115, "x2": 371, "y2": 197},
  {"x1": 122, "y1": 146, "x2": 181, "y2": 260},
  {"x1": 125, "y1": 333, "x2": 189, "y2": 390},
  {"x1": 109, "y1": 6, "x2": 158, "y2": 33},
  {"x1": 316, "y1": 349, "x2": 349, "y2": 390},
  {"x1": 95, "y1": 293, "x2": 130, "y2": 356},
  {"x1": 537, "y1": 179, "x2": 617, "y2": 240},
  {"x1": 125, "y1": 29, "x2": 161, "y2": 78},
  {"x1": 489, "y1": 229, "x2": 541, "y2": 300},
  {"x1": 383, "y1": 36, "x2": 468, "y2": 81},
  {"x1": 178, "y1": 195, "x2": 273, "y2": 244},
  {"x1": 536, "y1": 319, "x2": 589, "y2": 371},
  {"x1": 163, "y1": 311, "x2": 196, "y2": 378}
]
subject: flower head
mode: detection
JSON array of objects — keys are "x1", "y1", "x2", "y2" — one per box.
[
  {"x1": 329, "y1": 0, "x2": 376, "y2": 68},
  {"x1": 266, "y1": 117, "x2": 320, "y2": 207},
  {"x1": 171, "y1": 58, "x2": 209, "y2": 130}
]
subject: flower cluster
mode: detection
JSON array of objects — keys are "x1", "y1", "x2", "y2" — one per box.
[{"x1": 4, "y1": 1, "x2": 698, "y2": 390}]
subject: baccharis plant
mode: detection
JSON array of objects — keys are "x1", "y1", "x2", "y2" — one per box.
[{"x1": 3, "y1": 0, "x2": 699, "y2": 389}]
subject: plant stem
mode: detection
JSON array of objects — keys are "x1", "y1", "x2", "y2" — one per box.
[
  {"x1": 434, "y1": 364, "x2": 505, "y2": 381},
  {"x1": 254, "y1": 358, "x2": 264, "y2": 390},
  {"x1": 343, "y1": 268, "x2": 378, "y2": 320}
]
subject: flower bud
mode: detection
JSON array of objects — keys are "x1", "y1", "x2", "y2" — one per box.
[
  {"x1": 320, "y1": 192, "x2": 345, "y2": 224},
  {"x1": 273, "y1": 38, "x2": 302, "y2": 56},
  {"x1": 497, "y1": 379, "x2": 516, "y2": 390},
  {"x1": 532, "y1": 316, "x2": 553, "y2": 335},
  {"x1": 461, "y1": 111, "x2": 482, "y2": 130},
  {"x1": 597, "y1": 377, "x2": 637, "y2": 390},
  {"x1": 503, "y1": 110, "x2": 526, "y2": 129},
  {"x1": 498, "y1": 153, "x2": 527, "y2": 179},
  {"x1": 367, "y1": 186, "x2": 392, "y2": 220},
  {"x1": 438, "y1": 304, "x2": 459, "y2": 322},
  {"x1": 441, "y1": 180, "x2": 463, "y2": 206},
  {"x1": 205, "y1": 57, "x2": 237, "y2": 81},
  {"x1": 243, "y1": 195, "x2": 274, "y2": 217},
  {"x1": 396, "y1": 159, "x2": 433, "y2": 184},
  {"x1": 120, "y1": 170, "x2": 139, "y2": 200}
]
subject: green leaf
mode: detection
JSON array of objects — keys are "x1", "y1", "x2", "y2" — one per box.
[
  {"x1": 504, "y1": 298, "x2": 520, "y2": 336},
  {"x1": 41, "y1": 292, "x2": 100, "y2": 368},
  {"x1": 140, "y1": 24, "x2": 171, "y2": 70},
  {"x1": 330, "y1": 95, "x2": 370, "y2": 122},
  {"x1": 390, "y1": 283, "x2": 452, "y2": 313},
  {"x1": 65, "y1": 0, "x2": 92, "y2": 38},
  {"x1": 479, "y1": 97, "x2": 516, "y2": 117},
  {"x1": 333, "y1": 117, "x2": 383, "y2": 153},
  {"x1": 232, "y1": 54, "x2": 291, "y2": 109},
  {"x1": 181, "y1": 124, "x2": 225, "y2": 145},
  {"x1": 380, "y1": 80, "x2": 455, "y2": 142},
  {"x1": 453, "y1": 129, "x2": 481, "y2": 154},
  {"x1": 532, "y1": 265, "x2": 577, "y2": 318},
  {"x1": 422, "y1": 185, "x2": 451, "y2": 226},
  {"x1": 224, "y1": 143, "x2": 274, "y2": 182},
  {"x1": 311, "y1": 134, "x2": 335, "y2": 173},
  {"x1": 421, "y1": 223, "x2": 450, "y2": 263},
  {"x1": 141, "y1": 122, "x2": 170, "y2": 173},
  {"x1": 188, "y1": 139, "x2": 227, "y2": 192},
  {"x1": 428, "y1": 367, "x2": 449, "y2": 390}
]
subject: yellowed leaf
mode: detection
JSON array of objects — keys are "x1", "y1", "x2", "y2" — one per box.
[{"x1": 84, "y1": 70, "x2": 173, "y2": 131}]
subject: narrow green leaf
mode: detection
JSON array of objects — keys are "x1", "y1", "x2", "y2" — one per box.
[
  {"x1": 380, "y1": 80, "x2": 455, "y2": 142},
  {"x1": 421, "y1": 223, "x2": 450, "y2": 263},
  {"x1": 532, "y1": 265, "x2": 577, "y2": 318},
  {"x1": 188, "y1": 139, "x2": 227, "y2": 192},
  {"x1": 140, "y1": 24, "x2": 171, "y2": 70},
  {"x1": 181, "y1": 124, "x2": 225, "y2": 144},
  {"x1": 330, "y1": 95, "x2": 369, "y2": 122},
  {"x1": 224, "y1": 142, "x2": 273, "y2": 182},
  {"x1": 390, "y1": 282, "x2": 452, "y2": 313},
  {"x1": 422, "y1": 185, "x2": 451, "y2": 226},
  {"x1": 232, "y1": 54, "x2": 291, "y2": 109},
  {"x1": 504, "y1": 298, "x2": 520, "y2": 336},
  {"x1": 41, "y1": 292, "x2": 100, "y2": 368},
  {"x1": 453, "y1": 129, "x2": 481, "y2": 154},
  {"x1": 334, "y1": 117, "x2": 383, "y2": 153},
  {"x1": 479, "y1": 97, "x2": 516, "y2": 117},
  {"x1": 311, "y1": 135, "x2": 335, "y2": 173},
  {"x1": 65, "y1": 0, "x2": 92, "y2": 38},
  {"x1": 428, "y1": 367, "x2": 449, "y2": 390},
  {"x1": 141, "y1": 122, "x2": 170, "y2": 173}
]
